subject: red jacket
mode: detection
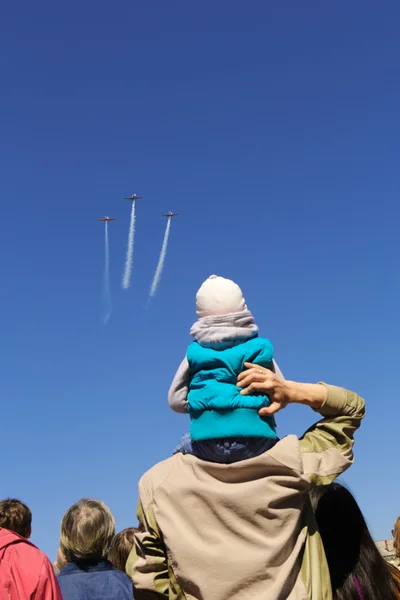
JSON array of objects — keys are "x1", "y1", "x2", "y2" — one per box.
[{"x1": 0, "y1": 527, "x2": 62, "y2": 599}]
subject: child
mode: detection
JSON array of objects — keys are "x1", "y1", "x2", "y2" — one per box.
[
  {"x1": 108, "y1": 528, "x2": 137, "y2": 574},
  {"x1": 169, "y1": 274, "x2": 283, "y2": 463}
]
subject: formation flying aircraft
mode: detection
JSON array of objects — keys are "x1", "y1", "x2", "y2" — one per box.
[
  {"x1": 162, "y1": 212, "x2": 179, "y2": 218},
  {"x1": 97, "y1": 217, "x2": 116, "y2": 222},
  {"x1": 124, "y1": 194, "x2": 143, "y2": 201}
]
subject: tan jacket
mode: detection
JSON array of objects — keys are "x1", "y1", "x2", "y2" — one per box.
[{"x1": 128, "y1": 385, "x2": 365, "y2": 600}]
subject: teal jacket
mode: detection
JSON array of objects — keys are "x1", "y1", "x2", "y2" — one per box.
[{"x1": 187, "y1": 336, "x2": 277, "y2": 441}]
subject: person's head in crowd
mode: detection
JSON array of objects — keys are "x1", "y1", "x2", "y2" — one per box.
[
  {"x1": 393, "y1": 517, "x2": 400, "y2": 562},
  {"x1": 60, "y1": 499, "x2": 115, "y2": 564},
  {"x1": 0, "y1": 499, "x2": 63, "y2": 598},
  {"x1": 0, "y1": 498, "x2": 32, "y2": 539},
  {"x1": 108, "y1": 527, "x2": 137, "y2": 573},
  {"x1": 310, "y1": 483, "x2": 399, "y2": 599}
]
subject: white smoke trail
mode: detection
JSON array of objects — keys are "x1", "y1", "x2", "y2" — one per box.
[
  {"x1": 121, "y1": 201, "x2": 136, "y2": 289},
  {"x1": 149, "y1": 218, "x2": 172, "y2": 297},
  {"x1": 103, "y1": 221, "x2": 112, "y2": 324}
]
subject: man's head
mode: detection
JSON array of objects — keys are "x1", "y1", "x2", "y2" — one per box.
[
  {"x1": 196, "y1": 275, "x2": 247, "y2": 318},
  {"x1": 60, "y1": 498, "x2": 115, "y2": 563},
  {"x1": 0, "y1": 498, "x2": 32, "y2": 538}
]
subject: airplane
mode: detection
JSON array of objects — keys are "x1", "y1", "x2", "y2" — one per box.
[
  {"x1": 124, "y1": 194, "x2": 143, "y2": 201},
  {"x1": 97, "y1": 217, "x2": 116, "y2": 222},
  {"x1": 162, "y1": 212, "x2": 179, "y2": 218}
]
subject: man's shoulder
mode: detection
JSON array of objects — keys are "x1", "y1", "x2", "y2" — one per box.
[
  {"x1": 266, "y1": 434, "x2": 303, "y2": 472},
  {"x1": 140, "y1": 439, "x2": 304, "y2": 494},
  {"x1": 139, "y1": 454, "x2": 178, "y2": 501}
]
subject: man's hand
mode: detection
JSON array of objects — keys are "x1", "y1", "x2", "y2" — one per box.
[{"x1": 237, "y1": 363, "x2": 327, "y2": 416}]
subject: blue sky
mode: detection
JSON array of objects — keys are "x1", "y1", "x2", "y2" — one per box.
[{"x1": 1, "y1": 0, "x2": 399, "y2": 558}]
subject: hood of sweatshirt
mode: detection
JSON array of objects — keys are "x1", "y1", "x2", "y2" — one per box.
[{"x1": 190, "y1": 310, "x2": 258, "y2": 348}]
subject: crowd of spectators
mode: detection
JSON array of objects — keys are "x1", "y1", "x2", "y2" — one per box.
[{"x1": 0, "y1": 490, "x2": 398, "y2": 599}]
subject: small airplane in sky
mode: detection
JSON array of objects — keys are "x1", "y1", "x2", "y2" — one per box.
[
  {"x1": 97, "y1": 217, "x2": 116, "y2": 222},
  {"x1": 162, "y1": 212, "x2": 179, "y2": 218},
  {"x1": 124, "y1": 194, "x2": 143, "y2": 201}
]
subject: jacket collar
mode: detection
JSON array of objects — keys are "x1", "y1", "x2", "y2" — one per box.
[{"x1": 59, "y1": 559, "x2": 114, "y2": 575}]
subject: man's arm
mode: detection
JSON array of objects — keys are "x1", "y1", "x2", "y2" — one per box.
[
  {"x1": 299, "y1": 383, "x2": 365, "y2": 484},
  {"x1": 237, "y1": 365, "x2": 365, "y2": 484},
  {"x1": 126, "y1": 498, "x2": 170, "y2": 599},
  {"x1": 168, "y1": 357, "x2": 191, "y2": 413}
]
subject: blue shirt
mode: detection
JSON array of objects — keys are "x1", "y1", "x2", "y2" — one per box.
[{"x1": 58, "y1": 560, "x2": 133, "y2": 600}]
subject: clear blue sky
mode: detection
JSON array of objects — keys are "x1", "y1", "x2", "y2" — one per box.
[{"x1": 1, "y1": 0, "x2": 399, "y2": 559}]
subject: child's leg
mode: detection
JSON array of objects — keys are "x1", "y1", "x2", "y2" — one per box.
[
  {"x1": 173, "y1": 432, "x2": 193, "y2": 455},
  {"x1": 175, "y1": 436, "x2": 277, "y2": 463}
]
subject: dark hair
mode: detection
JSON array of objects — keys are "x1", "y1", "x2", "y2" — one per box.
[
  {"x1": 310, "y1": 483, "x2": 397, "y2": 600},
  {"x1": 0, "y1": 498, "x2": 32, "y2": 538},
  {"x1": 108, "y1": 528, "x2": 137, "y2": 572}
]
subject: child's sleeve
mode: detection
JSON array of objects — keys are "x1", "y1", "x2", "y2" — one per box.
[
  {"x1": 168, "y1": 357, "x2": 191, "y2": 413},
  {"x1": 272, "y1": 359, "x2": 284, "y2": 379}
]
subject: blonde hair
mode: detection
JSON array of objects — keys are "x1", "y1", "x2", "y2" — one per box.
[
  {"x1": 60, "y1": 499, "x2": 115, "y2": 563},
  {"x1": 108, "y1": 527, "x2": 138, "y2": 572},
  {"x1": 393, "y1": 517, "x2": 400, "y2": 562}
]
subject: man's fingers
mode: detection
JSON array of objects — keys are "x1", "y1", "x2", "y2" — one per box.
[
  {"x1": 237, "y1": 372, "x2": 266, "y2": 389},
  {"x1": 240, "y1": 381, "x2": 271, "y2": 395},
  {"x1": 237, "y1": 370, "x2": 276, "y2": 389},
  {"x1": 238, "y1": 367, "x2": 274, "y2": 382},
  {"x1": 237, "y1": 363, "x2": 266, "y2": 379},
  {"x1": 259, "y1": 402, "x2": 281, "y2": 416},
  {"x1": 237, "y1": 366, "x2": 257, "y2": 382}
]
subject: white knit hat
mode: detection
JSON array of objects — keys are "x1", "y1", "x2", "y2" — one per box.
[{"x1": 196, "y1": 275, "x2": 247, "y2": 318}]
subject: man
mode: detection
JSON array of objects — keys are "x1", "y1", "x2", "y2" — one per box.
[
  {"x1": 127, "y1": 369, "x2": 365, "y2": 600},
  {"x1": 0, "y1": 498, "x2": 62, "y2": 599}
]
